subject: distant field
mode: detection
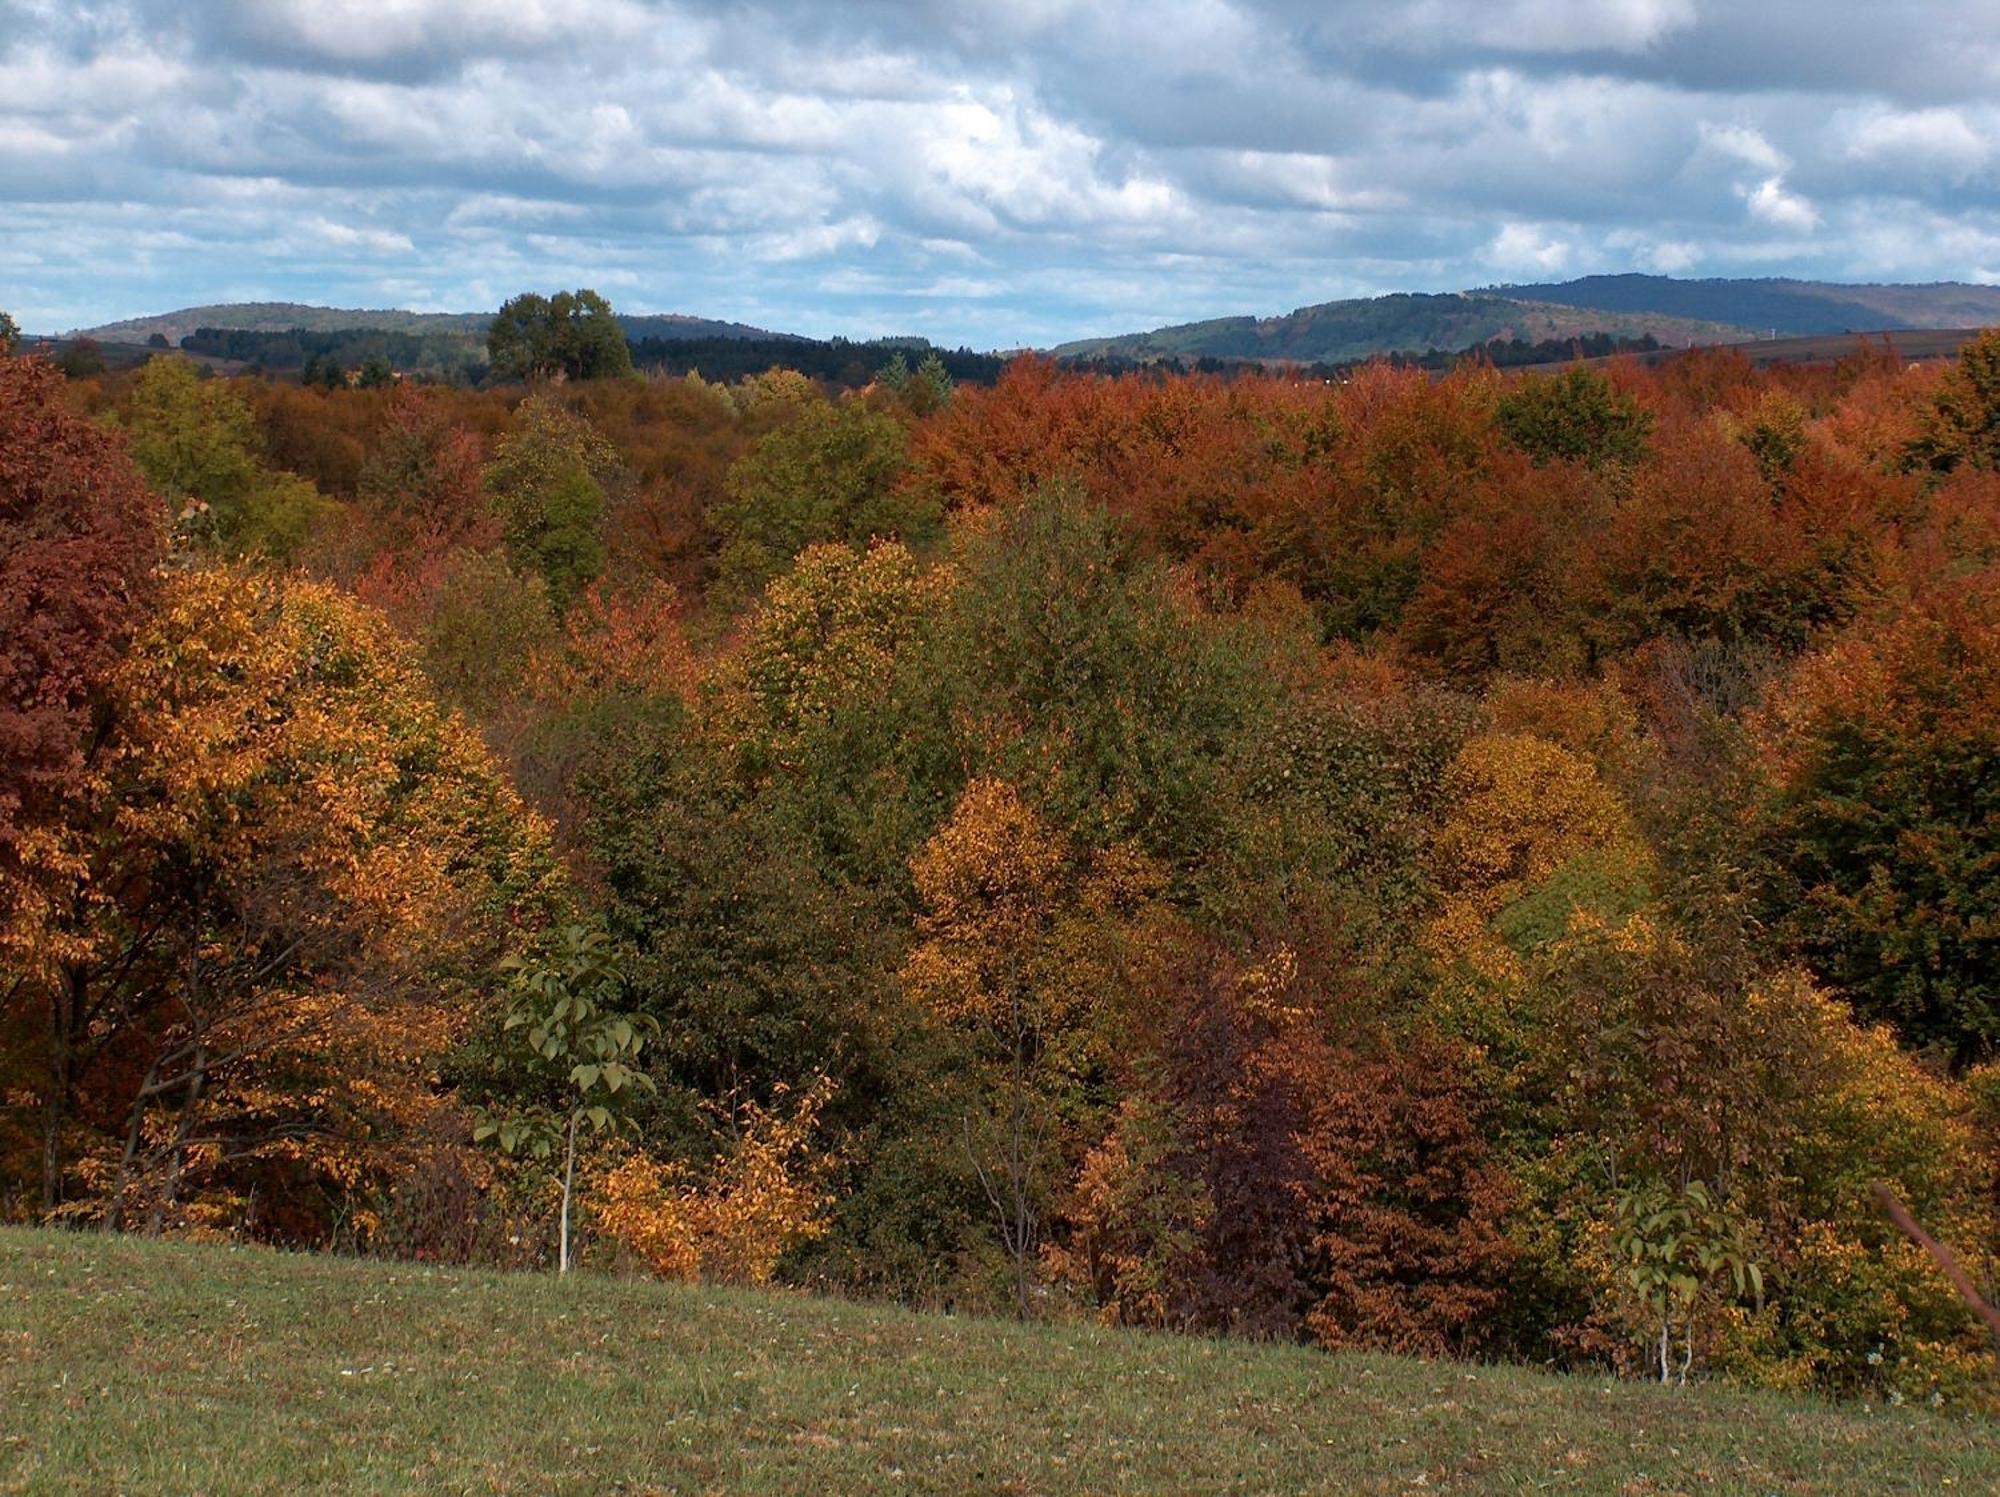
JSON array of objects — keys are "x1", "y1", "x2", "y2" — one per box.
[{"x1": 2, "y1": 1229, "x2": 1993, "y2": 1496}]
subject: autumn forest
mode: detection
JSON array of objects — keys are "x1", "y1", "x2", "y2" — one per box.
[{"x1": 5, "y1": 312, "x2": 2000, "y2": 1410}]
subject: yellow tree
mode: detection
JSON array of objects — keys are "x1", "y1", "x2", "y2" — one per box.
[
  {"x1": 902, "y1": 778, "x2": 1150, "y2": 1315},
  {"x1": 24, "y1": 560, "x2": 563, "y2": 1237},
  {"x1": 1426, "y1": 731, "x2": 1649, "y2": 974}
]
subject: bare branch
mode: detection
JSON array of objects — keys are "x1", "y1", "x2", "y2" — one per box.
[{"x1": 1871, "y1": 1181, "x2": 2000, "y2": 1355}]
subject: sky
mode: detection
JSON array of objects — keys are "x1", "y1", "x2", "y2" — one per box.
[{"x1": 4, "y1": 0, "x2": 1999, "y2": 346}]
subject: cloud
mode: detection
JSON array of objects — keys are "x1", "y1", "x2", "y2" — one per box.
[
  {"x1": 0, "y1": 0, "x2": 1995, "y2": 341},
  {"x1": 1840, "y1": 106, "x2": 1993, "y2": 181},
  {"x1": 1489, "y1": 222, "x2": 1572, "y2": 274},
  {"x1": 1742, "y1": 178, "x2": 1822, "y2": 234},
  {"x1": 1353, "y1": 0, "x2": 1698, "y2": 57}
]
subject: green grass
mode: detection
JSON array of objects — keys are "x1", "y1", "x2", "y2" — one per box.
[{"x1": 2, "y1": 1228, "x2": 1992, "y2": 1495}]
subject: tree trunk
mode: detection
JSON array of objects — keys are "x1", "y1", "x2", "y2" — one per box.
[
  {"x1": 147, "y1": 1042, "x2": 206, "y2": 1238},
  {"x1": 1004, "y1": 983, "x2": 1036, "y2": 1320},
  {"x1": 559, "y1": 1111, "x2": 579, "y2": 1275},
  {"x1": 41, "y1": 967, "x2": 82, "y2": 1214}
]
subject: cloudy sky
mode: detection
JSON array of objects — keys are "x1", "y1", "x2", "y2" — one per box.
[{"x1": 5, "y1": 0, "x2": 1999, "y2": 344}]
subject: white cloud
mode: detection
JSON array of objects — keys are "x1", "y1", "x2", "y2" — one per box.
[
  {"x1": 1698, "y1": 123, "x2": 1787, "y2": 176},
  {"x1": 1742, "y1": 177, "x2": 1820, "y2": 233},
  {"x1": 1359, "y1": 0, "x2": 1697, "y2": 55},
  {"x1": 0, "y1": 0, "x2": 1996, "y2": 342},
  {"x1": 1841, "y1": 106, "x2": 1992, "y2": 180},
  {"x1": 302, "y1": 217, "x2": 417, "y2": 254}
]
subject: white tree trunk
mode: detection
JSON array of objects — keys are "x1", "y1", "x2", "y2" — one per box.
[{"x1": 559, "y1": 1112, "x2": 578, "y2": 1275}]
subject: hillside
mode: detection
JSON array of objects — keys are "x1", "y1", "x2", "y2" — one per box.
[
  {"x1": 1511, "y1": 326, "x2": 1988, "y2": 374},
  {"x1": 3, "y1": 1229, "x2": 1992, "y2": 1496},
  {"x1": 1493, "y1": 274, "x2": 2000, "y2": 336},
  {"x1": 77, "y1": 303, "x2": 783, "y2": 344},
  {"x1": 1051, "y1": 291, "x2": 1746, "y2": 364}
]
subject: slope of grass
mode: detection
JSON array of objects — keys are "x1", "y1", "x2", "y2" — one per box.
[{"x1": 2, "y1": 1227, "x2": 1992, "y2": 1495}]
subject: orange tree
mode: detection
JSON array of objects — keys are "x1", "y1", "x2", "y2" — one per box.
[
  {"x1": 901, "y1": 778, "x2": 1130, "y2": 1316},
  {"x1": 8, "y1": 558, "x2": 562, "y2": 1239},
  {"x1": 0, "y1": 355, "x2": 165, "y2": 1212}
]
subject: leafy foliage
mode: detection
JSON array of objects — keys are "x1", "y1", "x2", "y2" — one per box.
[
  {"x1": 487, "y1": 290, "x2": 635, "y2": 384},
  {"x1": 485, "y1": 395, "x2": 619, "y2": 611},
  {"x1": 1495, "y1": 365, "x2": 1654, "y2": 470},
  {"x1": 714, "y1": 397, "x2": 927, "y2": 600},
  {"x1": 14, "y1": 332, "x2": 2000, "y2": 1406},
  {"x1": 127, "y1": 357, "x2": 329, "y2": 558}
]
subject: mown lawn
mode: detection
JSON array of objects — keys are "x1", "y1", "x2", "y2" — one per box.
[{"x1": 1, "y1": 1226, "x2": 1992, "y2": 1495}]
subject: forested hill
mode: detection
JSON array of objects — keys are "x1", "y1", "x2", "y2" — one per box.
[
  {"x1": 78, "y1": 302, "x2": 785, "y2": 345},
  {"x1": 1493, "y1": 274, "x2": 2000, "y2": 335},
  {"x1": 1051, "y1": 291, "x2": 1746, "y2": 364}
]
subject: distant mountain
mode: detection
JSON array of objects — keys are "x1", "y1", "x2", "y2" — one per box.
[
  {"x1": 1052, "y1": 292, "x2": 1746, "y2": 365},
  {"x1": 77, "y1": 303, "x2": 785, "y2": 345},
  {"x1": 77, "y1": 304, "x2": 487, "y2": 343},
  {"x1": 1489, "y1": 275, "x2": 2000, "y2": 336},
  {"x1": 618, "y1": 312, "x2": 793, "y2": 343}
]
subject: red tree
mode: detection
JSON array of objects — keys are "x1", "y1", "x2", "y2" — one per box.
[{"x1": 0, "y1": 356, "x2": 163, "y2": 861}]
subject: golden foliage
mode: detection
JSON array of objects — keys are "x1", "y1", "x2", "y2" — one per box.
[
  {"x1": 34, "y1": 560, "x2": 563, "y2": 1236},
  {"x1": 1426, "y1": 731, "x2": 1646, "y2": 967},
  {"x1": 719, "y1": 539, "x2": 952, "y2": 767},
  {"x1": 592, "y1": 1078, "x2": 835, "y2": 1286}
]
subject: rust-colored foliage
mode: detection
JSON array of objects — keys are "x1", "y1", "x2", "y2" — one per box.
[
  {"x1": 358, "y1": 385, "x2": 494, "y2": 554},
  {"x1": 19, "y1": 332, "x2": 2000, "y2": 1398},
  {"x1": 1062, "y1": 932, "x2": 1515, "y2": 1355},
  {"x1": 0, "y1": 356, "x2": 163, "y2": 857}
]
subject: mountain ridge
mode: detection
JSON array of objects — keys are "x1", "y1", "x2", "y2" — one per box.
[
  {"x1": 68, "y1": 275, "x2": 2000, "y2": 368},
  {"x1": 75, "y1": 302, "x2": 786, "y2": 345},
  {"x1": 1051, "y1": 290, "x2": 1747, "y2": 365},
  {"x1": 1487, "y1": 274, "x2": 2000, "y2": 336}
]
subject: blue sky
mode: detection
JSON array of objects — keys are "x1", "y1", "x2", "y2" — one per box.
[{"x1": 4, "y1": 0, "x2": 1999, "y2": 346}]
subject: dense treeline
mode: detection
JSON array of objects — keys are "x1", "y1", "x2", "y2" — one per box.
[
  {"x1": 154, "y1": 315, "x2": 1637, "y2": 393},
  {"x1": 178, "y1": 326, "x2": 487, "y2": 383},
  {"x1": 5, "y1": 330, "x2": 2000, "y2": 1406},
  {"x1": 629, "y1": 335, "x2": 1006, "y2": 388},
  {"x1": 1067, "y1": 330, "x2": 1664, "y2": 380},
  {"x1": 168, "y1": 325, "x2": 1003, "y2": 393}
]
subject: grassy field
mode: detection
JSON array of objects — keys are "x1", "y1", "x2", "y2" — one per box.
[{"x1": 2, "y1": 1228, "x2": 1993, "y2": 1495}]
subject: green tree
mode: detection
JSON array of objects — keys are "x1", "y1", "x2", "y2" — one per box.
[
  {"x1": 0, "y1": 310, "x2": 18, "y2": 354},
  {"x1": 487, "y1": 290, "x2": 634, "y2": 383},
  {"x1": 419, "y1": 551, "x2": 559, "y2": 718},
  {"x1": 1496, "y1": 366, "x2": 1653, "y2": 470},
  {"x1": 714, "y1": 399, "x2": 926, "y2": 601},
  {"x1": 127, "y1": 358, "x2": 328, "y2": 559},
  {"x1": 909, "y1": 351, "x2": 954, "y2": 418},
  {"x1": 476, "y1": 925, "x2": 657, "y2": 1274},
  {"x1": 485, "y1": 395, "x2": 618, "y2": 611},
  {"x1": 301, "y1": 354, "x2": 344, "y2": 390},
  {"x1": 356, "y1": 354, "x2": 395, "y2": 390},
  {"x1": 909, "y1": 489, "x2": 1280, "y2": 868},
  {"x1": 56, "y1": 339, "x2": 106, "y2": 380},
  {"x1": 1756, "y1": 576, "x2": 2000, "y2": 1060},
  {"x1": 1608, "y1": 1179, "x2": 1762, "y2": 1385},
  {"x1": 1909, "y1": 328, "x2": 2000, "y2": 474}
]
